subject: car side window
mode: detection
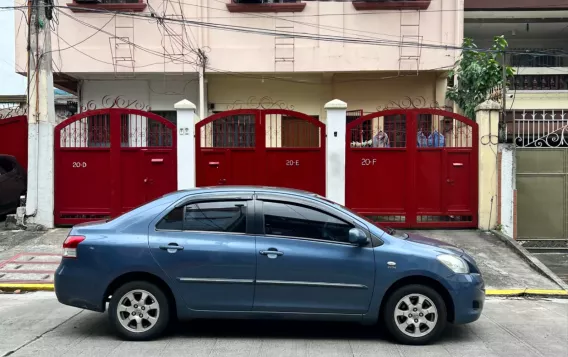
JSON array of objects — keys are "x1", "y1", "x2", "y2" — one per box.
[
  {"x1": 156, "y1": 201, "x2": 247, "y2": 233},
  {"x1": 262, "y1": 201, "x2": 354, "y2": 243}
]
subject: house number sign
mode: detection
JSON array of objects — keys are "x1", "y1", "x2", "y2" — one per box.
[{"x1": 72, "y1": 162, "x2": 87, "y2": 168}]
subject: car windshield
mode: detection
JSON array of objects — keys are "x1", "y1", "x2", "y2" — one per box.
[{"x1": 315, "y1": 195, "x2": 409, "y2": 239}]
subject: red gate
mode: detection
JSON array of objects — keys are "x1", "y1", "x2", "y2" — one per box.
[
  {"x1": 54, "y1": 109, "x2": 177, "y2": 225},
  {"x1": 346, "y1": 109, "x2": 478, "y2": 228},
  {"x1": 196, "y1": 109, "x2": 325, "y2": 195},
  {"x1": 0, "y1": 116, "x2": 28, "y2": 170}
]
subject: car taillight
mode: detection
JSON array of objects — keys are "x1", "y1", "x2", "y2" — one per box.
[{"x1": 62, "y1": 235, "x2": 85, "y2": 258}]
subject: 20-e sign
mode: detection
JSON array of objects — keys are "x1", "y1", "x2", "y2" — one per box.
[{"x1": 286, "y1": 160, "x2": 300, "y2": 166}]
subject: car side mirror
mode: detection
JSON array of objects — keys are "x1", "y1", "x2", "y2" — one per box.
[{"x1": 349, "y1": 228, "x2": 369, "y2": 246}]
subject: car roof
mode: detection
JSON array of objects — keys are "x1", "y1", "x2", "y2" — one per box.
[{"x1": 178, "y1": 186, "x2": 316, "y2": 197}]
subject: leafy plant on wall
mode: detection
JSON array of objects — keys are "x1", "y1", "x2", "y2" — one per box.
[{"x1": 446, "y1": 36, "x2": 515, "y2": 120}]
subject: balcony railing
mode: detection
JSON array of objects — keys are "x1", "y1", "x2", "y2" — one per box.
[{"x1": 510, "y1": 75, "x2": 568, "y2": 91}]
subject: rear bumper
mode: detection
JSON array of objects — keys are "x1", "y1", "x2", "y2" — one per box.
[
  {"x1": 449, "y1": 273, "x2": 485, "y2": 324},
  {"x1": 54, "y1": 262, "x2": 106, "y2": 312}
]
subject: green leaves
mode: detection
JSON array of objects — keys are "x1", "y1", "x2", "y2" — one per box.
[{"x1": 446, "y1": 37, "x2": 514, "y2": 120}]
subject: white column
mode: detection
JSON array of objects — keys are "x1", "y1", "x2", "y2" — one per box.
[
  {"x1": 324, "y1": 99, "x2": 347, "y2": 205},
  {"x1": 26, "y1": 0, "x2": 56, "y2": 228},
  {"x1": 175, "y1": 99, "x2": 197, "y2": 190}
]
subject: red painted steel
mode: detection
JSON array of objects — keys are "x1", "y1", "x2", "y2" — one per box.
[
  {"x1": 346, "y1": 109, "x2": 478, "y2": 228},
  {"x1": 196, "y1": 109, "x2": 326, "y2": 195},
  {"x1": 0, "y1": 116, "x2": 28, "y2": 170},
  {"x1": 54, "y1": 109, "x2": 177, "y2": 225}
]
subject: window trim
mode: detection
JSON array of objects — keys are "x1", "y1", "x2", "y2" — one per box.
[
  {"x1": 226, "y1": 0, "x2": 306, "y2": 13},
  {"x1": 154, "y1": 196, "x2": 254, "y2": 235},
  {"x1": 256, "y1": 197, "x2": 369, "y2": 246},
  {"x1": 67, "y1": 0, "x2": 147, "y2": 13},
  {"x1": 352, "y1": 0, "x2": 431, "y2": 11}
]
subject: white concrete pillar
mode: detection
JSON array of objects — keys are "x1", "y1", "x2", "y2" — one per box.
[
  {"x1": 175, "y1": 99, "x2": 197, "y2": 190},
  {"x1": 324, "y1": 99, "x2": 347, "y2": 205},
  {"x1": 476, "y1": 100, "x2": 500, "y2": 230},
  {"x1": 498, "y1": 144, "x2": 515, "y2": 238}
]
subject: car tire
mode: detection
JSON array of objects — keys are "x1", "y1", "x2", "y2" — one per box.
[
  {"x1": 383, "y1": 284, "x2": 447, "y2": 345},
  {"x1": 108, "y1": 281, "x2": 170, "y2": 341}
]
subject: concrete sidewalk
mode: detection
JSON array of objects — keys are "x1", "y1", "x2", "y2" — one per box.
[
  {"x1": 406, "y1": 230, "x2": 566, "y2": 294},
  {"x1": 0, "y1": 228, "x2": 567, "y2": 295},
  {"x1": 0, "y1": 229, "x2": 68, "y2": 288}
]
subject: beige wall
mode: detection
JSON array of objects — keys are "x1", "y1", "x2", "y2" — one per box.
[
  {"x1": 207, "y1": 72, "x2": 443, "y2": 120},
  {"x1": 14, "y1": 0, "x2": 462, "y2": 75},
  {"x1": 509, "y1": 91, "x2": 568, "y2": 110}
]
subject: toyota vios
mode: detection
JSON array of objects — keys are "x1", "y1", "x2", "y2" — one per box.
[{"x1": 55, "y1": 187, "x2": 484, "y2": 345}]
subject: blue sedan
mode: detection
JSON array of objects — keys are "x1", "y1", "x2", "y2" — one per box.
[{"x1": 54, "y1": 186, "x2": 484, "y2": 345}]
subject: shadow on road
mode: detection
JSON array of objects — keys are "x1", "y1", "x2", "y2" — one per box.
[{"x1": 70, "y1": 311, "x2": 472, "y2": 344}]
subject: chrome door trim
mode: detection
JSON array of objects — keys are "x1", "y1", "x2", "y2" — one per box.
[
  {"x1": 178, "y1": 277, "x2": 254, "y2": 284},
  {"x1": 256, "y1": 280, "x2": 368, "y2": 289}
]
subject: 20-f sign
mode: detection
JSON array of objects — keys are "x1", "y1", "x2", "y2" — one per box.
[{"x1": 361, "y1": 158, "x2": 377, "y2": 166}]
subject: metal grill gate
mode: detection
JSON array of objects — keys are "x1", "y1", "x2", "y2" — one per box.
[
  {"x1": 513, "y1": 109, "x2": 568, "y2": 240},
  {"x1": 0, "y1": 115, "x2": 28, "y2": 170},
  {"x1": 196, "y1": 109, "x2": 326, "y2": 195},
  {"x1": 54, "y1": 108, "x2": 177, "y2": 225},
  {"x1": 345, "y1": 109, "x2": 478, "y2": 228}
]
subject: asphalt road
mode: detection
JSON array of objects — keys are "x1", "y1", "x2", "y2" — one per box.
[{"x1": 0, "y1": 293, "x2": 567, "y2": 357}]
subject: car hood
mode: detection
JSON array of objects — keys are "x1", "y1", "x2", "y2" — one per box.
[
  {"x1": 405, "y1": 232, "x2": 465, "y2": 255},
  {"x1": 404, "y1": 232, "x2": 480, "y2": 272}
]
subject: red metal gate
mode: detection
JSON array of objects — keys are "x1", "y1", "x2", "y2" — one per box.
[
  {"x1": 0, "y1": 116, "x2": 28, "y2": 170},
  {"x1": 54, "y1": 109, "x2": 177, "y2": 225},
  {"x1": 346, "y1": 109, "x2": 478, "y2": 228},
  {"x1": 196, "y1": 109, "x2": 325, "y2": 195}
]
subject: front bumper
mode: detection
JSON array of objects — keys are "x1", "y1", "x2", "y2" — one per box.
[
  {"x1": 449, "y1": 273, "x2": 485, "y2": 324},
  {"x1": 54, "y1": 262, "x2": 106, "y2": 312}
]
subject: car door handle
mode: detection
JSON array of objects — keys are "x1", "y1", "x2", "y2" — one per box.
[
  {"x1": 259, "y1": 250, "x2": 284, "y2": 256},
  {"x1": 159, "y1": 244, "x2": 184, "y2": 252}
]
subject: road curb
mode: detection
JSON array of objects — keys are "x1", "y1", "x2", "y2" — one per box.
[
  {"x1": 486, "y1": 289, "x2": 568, "y2": 298},
  {"x1": 0, "y1": 283, "x2": 54, "y2": 292},
  {"x1": 490, "y1": 230, "x2": 568, "y2": 291}
]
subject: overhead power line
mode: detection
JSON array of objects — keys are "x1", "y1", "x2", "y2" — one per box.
[{"x1": 50, "y1": 4, "x2": 568, "y2": 58}]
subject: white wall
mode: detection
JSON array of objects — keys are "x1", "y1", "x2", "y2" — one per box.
[
  {"x1": 500, "y1": 144, "x2": 515, "y2": 238},
  {"x1": 80, "y1": 76, "x2": 200, "y2": 113}
]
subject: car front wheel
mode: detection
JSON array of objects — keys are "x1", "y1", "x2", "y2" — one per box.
[
  {"x1": 108, "y1": 281, "x2": 170, "y2": 341},
  {"x1": 383, "y1": 284, "x2": 447, "y2": 345}
]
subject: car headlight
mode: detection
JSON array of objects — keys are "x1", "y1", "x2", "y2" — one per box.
[{"x1": 437, "y1": 254, "x2": 469, "y2": 274}]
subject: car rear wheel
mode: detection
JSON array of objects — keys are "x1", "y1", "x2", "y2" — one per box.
[
  {"x1": 108, "y1": 281, "x2": 170, "y2": 341},
  {"x1": 383, "y1": 284, "x2": 447, "y2": 345}
]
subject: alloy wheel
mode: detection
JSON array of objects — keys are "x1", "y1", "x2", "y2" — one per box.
[
  {"x1": 116, "y1": 289, "x2": 160, "y2": 333},
  {"x1": 394, "y1": 293, "x2": 438, "y2": 338}
]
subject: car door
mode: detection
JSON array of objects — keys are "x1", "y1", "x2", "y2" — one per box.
[
  {"x1": 253, "y1": 195, "x2": 376, "y2": 315},
  {"x1": 149, "y1": 193, "x2": 256, "y2": 312}
]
